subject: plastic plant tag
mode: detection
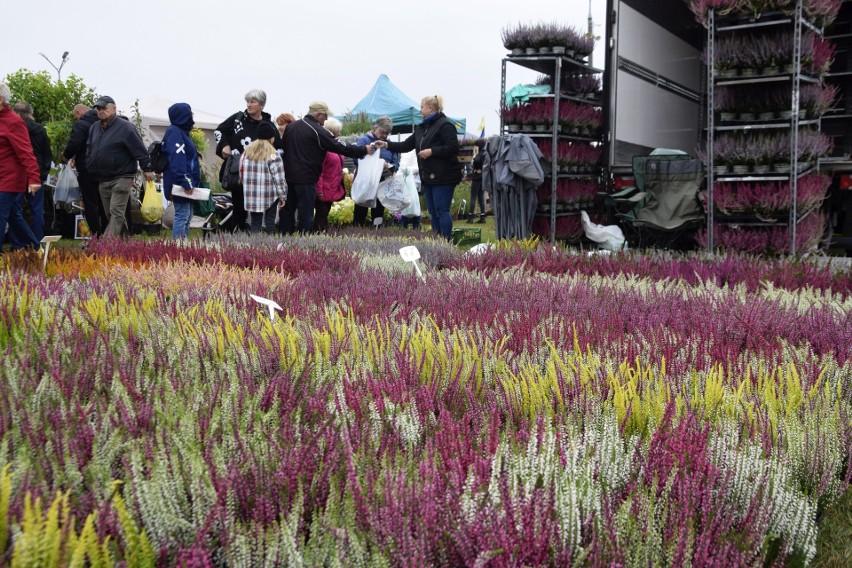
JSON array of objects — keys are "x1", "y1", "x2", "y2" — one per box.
[
  {"x1": 40, "y1": 235, "x2": 61, "y2": 272},
  {"x1": 249, "y1": 294, "x2": 282, "y2": 322},
  {"x1": 373, "y1": 217, "x2": 383, "y2": 229},
  {"x1": 399, "y1": 245, "x2": 425, "y2": 282}
]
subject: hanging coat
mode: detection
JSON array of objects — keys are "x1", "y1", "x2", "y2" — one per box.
[{"x1": 482, "y1": 133, "x2": 546, "y2": 240}]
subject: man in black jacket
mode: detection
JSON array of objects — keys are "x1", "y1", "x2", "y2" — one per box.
[
  {"x1": 86, "y1": 96, "x2": 153, "y2": 237},
  {"x1": 280, "y1": 101, "x2": 374, "y2": 234},
  {"x1": 62, "y1": 103, "x2": 106, "y2": 236},
  {"x1": 10, "y1": 101, "x2": 50, "y2": 242}
]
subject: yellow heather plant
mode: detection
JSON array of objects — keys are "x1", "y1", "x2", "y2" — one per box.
[
  {"x1": 11, "y1": 490, "x2": 77, "y2": 568},
  {"x1": 0, "y1": 464, "x2": 11, "y2": 557},
  {"x1": 110, "y1": 481, "x2": 155, "y2": 568}
]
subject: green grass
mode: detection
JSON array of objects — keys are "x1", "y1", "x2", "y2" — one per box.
[{"x1": 813, "y1": 489, "x2": 852, "y2": 567}]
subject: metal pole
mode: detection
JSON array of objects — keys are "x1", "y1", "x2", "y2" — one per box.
[
  {"x1": 790, "y1": 0, "x2": 803, "y2": 255},
  {"x1": 551, "y1": 57, "x2": 561, "y2": 242},
  {"x1": 38, "y1": 51, "x2": 69, "y2": 81},
  {"x1": 707, "y1": 10, "x2": 715, "y2": 251}
]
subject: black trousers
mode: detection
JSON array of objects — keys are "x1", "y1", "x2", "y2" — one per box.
[
  {"x1": 469, "y1": 179, "x2": 486, "y2": 216},
  {"x1": 79, "y1": 171, "x2": 107, "y2": 236},
  {"x1": 229, "y1": 183, "x2": 248, "y2": 231},
  {"x1": 353, "y1": 202, "x2": 385, "y2": 226}
]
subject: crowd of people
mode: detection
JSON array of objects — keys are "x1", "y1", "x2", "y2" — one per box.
[{"x1": 0, "y1": 84, "x2": 471, "y2": 246}]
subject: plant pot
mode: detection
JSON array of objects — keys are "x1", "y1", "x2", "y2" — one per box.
[
  {"x1": 738, "y1": 112, "x2": 756, "y2": 121},
  {"x1": 567, "y1": 49, "x2": 576, "y2": 58},
  {"x1": 525, "y1": 47, "x2": 537, "y2": 55},
  {"x1": 778, "y1": 110, "x2": 793, "y2": 120},
  {"x1": 535, "y1": 124, "x2": 548, "y2": 132},
  {"x1": 798, "y1": 109, "x2": 807, "y2": 120},
  {"x1": 538, "y1": 46, "x2": 551, "y2": 55},
  {"x1": 731, "y1": 164, "x2": 750, "y2": 174},
  {"x1": 719, "y1": 112, "x2": 736, "y2": 122},
  {"x1": 713, "y1": 165, "x2": 729, "y2": 176},
  {"x1": 758, "y1": 111, "x2": 775, "y2": 121},
  {"x1": 753, "y1": 164, "x2": 771, "y2": 174},
  {"x1": 739, "y1": 67, "x2": 757, "y2": 77},
  {"x1": 719, "y1": 68, "x2": 737, "y2": 78},
  {"x1": 552, "y1": 46, "x2": 566, "y2": 54},
  {"x1": 510, "y1": 48, "x2": 523, "y2": 56},
  {"x1": 774, "y1": 164, "x2": 791, "y2": 173},
  {"x1": 505, "y1": 123, "x2": 519, "y2": 132}
]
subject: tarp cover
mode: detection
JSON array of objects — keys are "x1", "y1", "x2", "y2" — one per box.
[{"x1": 345, "y1": 74, "x2": 466, "y2": 135}]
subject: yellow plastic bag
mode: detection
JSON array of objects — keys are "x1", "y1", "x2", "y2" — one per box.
[{"x1": 141, "y1": 180, "x2": 163, "y2": 223}]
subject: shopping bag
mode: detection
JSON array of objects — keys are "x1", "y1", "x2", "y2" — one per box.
[
  {"x1": 221, "y1": 154, "x2": 241, "y2": 189},
  {"x1": 194, "y1": 193, "x2": 216, "y2": 216},
  {"x1": 377, "y1": 171, "x2": 411, "y2": 212},
  {"x1": 581, "y1": 210, "x2": 626, "y2": 251},
  {"x1": 141, "y1": 180, "x2": 163, "y2": 223},
  {"x1": 351, "y1": 151, "x2": 383, "y2": 208},
  {"x1": 54, "y1": 165, "x2": 81, "y2": 205},
  {"x1": 400, "y1": 170, "x2": 421, "y2": 218}
]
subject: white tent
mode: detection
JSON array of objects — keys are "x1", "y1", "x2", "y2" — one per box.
[{"x1": 117, "y1": 96, "x2": 224, "y2": 177}]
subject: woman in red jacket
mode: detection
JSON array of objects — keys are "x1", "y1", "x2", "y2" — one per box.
[
  {"x1": 314, "y1": 117, "x2": 345, "y2": 232},
  {"x1": 0, "y1": 83, "x2": 41, "y2": 250}
]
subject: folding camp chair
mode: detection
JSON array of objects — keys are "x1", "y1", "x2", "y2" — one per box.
[{"x1": 609, "y1": 154, "x2": 705, "y2": 250}]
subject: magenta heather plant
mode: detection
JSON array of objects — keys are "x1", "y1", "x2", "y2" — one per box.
[
  {"x1": 86, "y1": 237, "x2": 360, "y2": 275},
  {"x1": 589, "y1": 405, "x2": 771, "y2": 566},
  {"x1": 711, "y1": 174, "x2": 830, "y2": 216},
  {"x1": 697, "y1": 211, "x2": 828, "y2": 255}
]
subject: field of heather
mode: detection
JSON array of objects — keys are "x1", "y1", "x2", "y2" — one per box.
[{"x1": 0, "y1": 231, "x2": 850, "y2": 567}]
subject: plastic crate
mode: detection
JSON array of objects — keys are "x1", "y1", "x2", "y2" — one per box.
[{"x1": 451, "y1": 227, "x2": 481, "y2": 245}]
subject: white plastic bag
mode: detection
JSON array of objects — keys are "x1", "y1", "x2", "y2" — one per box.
[
  {"x1": 581, "y1": 210, "x2": 626, "y2": 252},
  {"x1": 351, "y1": 150, "x2": 384, "y2": 208},
  {"x1": 54, "y1": 165, "x2": 81, "y2": 204},
  {"x1": 378, "y1": 171, "x2": 411, "y2": 212},
  {"x1": 400, "y1": 169, "x2": 421, "y2": 218}
]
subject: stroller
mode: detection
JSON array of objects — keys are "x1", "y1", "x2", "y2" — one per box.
[{"x1": 203, "y1": 192, "x2": 236, "y2": 234}]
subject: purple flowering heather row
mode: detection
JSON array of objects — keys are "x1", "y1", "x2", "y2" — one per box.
[{"x1": 0, "y1": 238, "x2": 848, "y2": 565}]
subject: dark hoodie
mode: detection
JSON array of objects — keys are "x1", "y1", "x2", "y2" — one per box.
[
  {"x1": 61, "y1": 108, "x2": 99, "y2": 174},
  {"x1": 162, "y1": 103, "x2": 201, "y2": 201}
]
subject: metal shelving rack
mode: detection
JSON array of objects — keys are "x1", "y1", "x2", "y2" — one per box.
[
  {"x1": 500, "y1": 54, "x2": 604, "y2": 241},
  {"x1": 705, "y1": 0, "x2": 824, "y2": 254}
]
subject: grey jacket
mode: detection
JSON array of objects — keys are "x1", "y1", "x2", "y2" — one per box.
[{"x1": 482, "y1": 134, "x2": 546, "y2": 240}]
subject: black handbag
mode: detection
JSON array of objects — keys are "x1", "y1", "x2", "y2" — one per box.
[{"x1": 221, "y1": 155, "x2": 241, "y2": 188}]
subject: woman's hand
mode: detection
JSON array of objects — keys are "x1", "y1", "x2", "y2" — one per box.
[
  {"x1": 221, "y1": 145, "x2": 232, "y2": 158},
  {"x1": 418, "y1": 148, "x2": 433, "y2": 159}
]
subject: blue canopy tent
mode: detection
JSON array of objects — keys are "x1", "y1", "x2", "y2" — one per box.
[{"x1": 344, "y1": 74, "x2": 466, "y2": 135}]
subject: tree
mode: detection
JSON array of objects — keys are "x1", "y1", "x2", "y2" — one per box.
[{"x1": 3, "y1": 69, "x2": 97, "y2": 162}]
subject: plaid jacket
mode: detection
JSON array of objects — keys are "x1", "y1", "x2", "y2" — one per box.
[{"x1": 240, "y1": 154, "x2": 287, "y2": 212}]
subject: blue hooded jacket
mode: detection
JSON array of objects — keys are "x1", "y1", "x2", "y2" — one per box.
[{"x1": 163, "y1": 103, "x2": 201, "y2": 201}]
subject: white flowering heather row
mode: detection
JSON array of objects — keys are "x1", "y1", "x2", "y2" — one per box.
[{"x1": 0, "y1": 236, "x2": 848, "y2": 566}]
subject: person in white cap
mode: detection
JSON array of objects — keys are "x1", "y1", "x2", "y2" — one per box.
[{"x1": 279, "y1": 100, "x2": 376, "y2": 234}]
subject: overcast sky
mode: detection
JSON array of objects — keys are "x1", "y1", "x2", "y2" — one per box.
[{"x1": 2, "y1": 0, "x2": 606, "y2": 134}]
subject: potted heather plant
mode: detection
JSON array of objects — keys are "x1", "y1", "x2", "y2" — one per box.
[
  {"x1": 501, "y1": 24, "x2": 525, "y2": 56},
  {"x1": 501, "y1": 24, "x2": 535, "y2": 55},
  {"x1": 801, "y1": 83, "x2": 839, "y2": 118},
  {"x1": 714, "y1": 87, "x2": 738, "y2": 121},
  {"x1": 805, "y1": 0, "x2": 843, "y2": 28}
]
